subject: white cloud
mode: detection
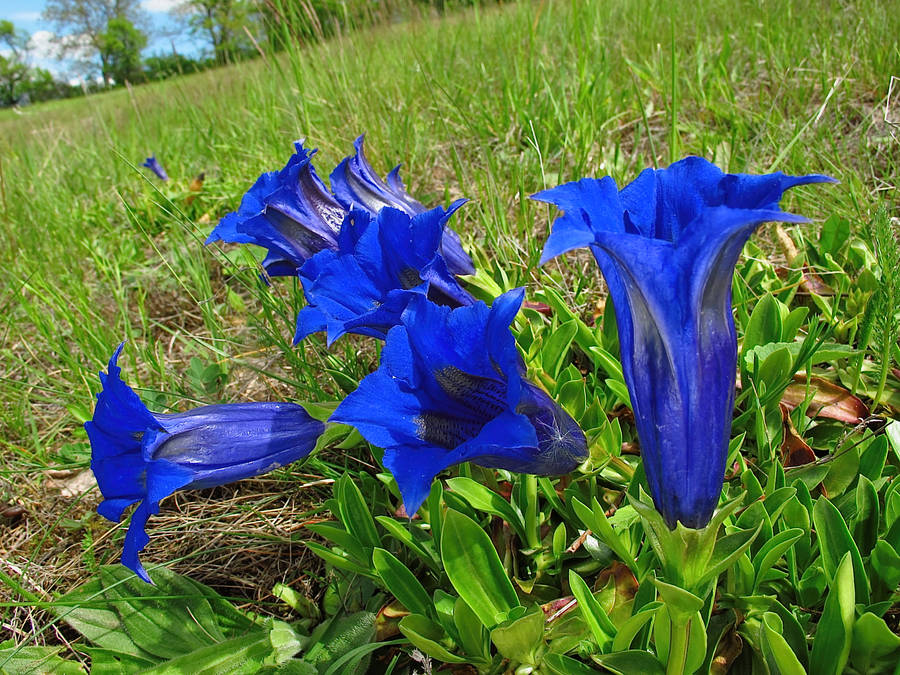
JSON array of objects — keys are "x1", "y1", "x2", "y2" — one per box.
[
  {"x1": 142, "y1": 0, "x2": 181, "y2": 12},
  {"x1": 27, "y1": 30, "x2": 59, "y2": 61}
]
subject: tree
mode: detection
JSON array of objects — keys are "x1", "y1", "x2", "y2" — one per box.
[
  {"x1": 0, "y1": 21, "x2": 31, "y2": 105},
  {"x1": 42, "y1": 0, "x2": 148, "y2": 85},
  {"x1": 98, "y1": 16, "x2": 147, "y2": 84},
  {"x1": 175, "y1": 0, "x2": 257, "y2": 65}
]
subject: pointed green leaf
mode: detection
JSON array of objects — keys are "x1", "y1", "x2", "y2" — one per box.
[
  {"x1": 445, "y1": 477, "x2": 526, "y2": 540},
  {"x1": 398, "y1": 614, "x2": 467, "y2": 664},
  {"x1": 371, "y1": 548, "x2": 433, "y2": 619},
  {"x1": 569, "y1": 570, "x2": 617, "y2": 650},
  {"x1": 809, "y1": 552, "x2": 855, "y2": 675},
  {"x1": 813, "y1": 497, "x2": 869, "y2": 603},
  {"x1": 440, "y1": 510, "x2": 519, "y2": 628}
]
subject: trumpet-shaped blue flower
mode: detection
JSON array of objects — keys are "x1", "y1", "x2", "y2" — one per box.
[
  {"x1": 205, "y1": 142, "x2": 346, "y2": 277},
  {"x1": 534, "y1": 157, "x2": 836, "y2": 528},
  {"x1": 142, "y1": 155, "x2": 168, "y2": 181},
  {"x1": 331, "y1": 289, "x2": 587, "y2": 515},
  {"x1": 330, "y1": 135, "x2": 476, "y2": 276},
  {"x1": 86, "y1": 344, "x2": 325, "y2": 582},
  {"x1": 294, "y1": 205, "x2": 475, "y2": 346}
]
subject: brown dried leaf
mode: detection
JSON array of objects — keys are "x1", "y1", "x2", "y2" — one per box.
[
  {"x1": 523, "y1": 300, "x2": 552, "y2": 317},
  {"x1": 711, "y1": 628, "x2": 743, "y2": 675},
  {"x1": 375, "y1": 599, "x2": 407, "y2": 640},
  {"x1": 44, "y1": 469, "x2": 98, "y2": 498},
  {"x1": 781, "y1": 374, "x2": 869, "y2": 423},
  {"x1": 780, "y1": 403, "x2": 816, "y2": 467}
]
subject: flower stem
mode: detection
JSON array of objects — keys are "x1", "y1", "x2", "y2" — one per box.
[
  {"x1": 666, "y1": 616, "x2": 692, "y2": 675},
  {"x1": 524, "y1": 474, "x2": 540, "y2": 549}
]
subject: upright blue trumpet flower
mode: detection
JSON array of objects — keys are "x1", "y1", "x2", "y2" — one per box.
[
  {"x1": 330, "y1": 135, "x2": 476, "y2": 276},
  {"x1": 205, "y1": 142, "x2": 346, "y2": 277},
  {"x1": 86, "y1": 344, "x2": 325, "y2": 582},
  {"x1": 332, "y1": 289, "x2": 587, "y2": 515},
  {"x1": 534, "y1": 157, "x2": 836, "y2": 528},
  {"x1": 294, "y1": 205, "x2": 474, "y2": 346},
  {"x1": 142, "y1": 155, "x2": 169, "y2": 181}
]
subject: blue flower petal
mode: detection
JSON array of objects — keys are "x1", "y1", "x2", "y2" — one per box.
[
  {"x1": 295, "y1": 207, "x2": 473, "y2": 345},
  {"x1": 205, "y1": 142, "x2": 343, "y2": 276},
  {"x1": 87, "y1": 346, "x2": 325, "y2": 581},
  {"x1": 533, "y1": 177, "x2": 623, "y2": 264},
  {"x1": 329, "y1": 135, "x2": 475, "y2": 276},
  {"x1": 536, "y1": 158, "x2": 836, "y2": 527},
  {"x1": 332, "y1": 290, "x2": 587, "y2": 514}
]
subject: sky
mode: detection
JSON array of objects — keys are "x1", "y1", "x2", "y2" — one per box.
[{"x1": 0, "y1": 0, "x2": 204, "y2": 82}]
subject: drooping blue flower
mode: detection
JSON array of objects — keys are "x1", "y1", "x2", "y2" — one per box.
[
  {"x1": 534, "y1": 157, "x2": 836, "y2": 528},
  {"x1": 329, "y1": 135, "x2": 476, "y2": 276},
  {"x1": 294, "y1": 205, "x2": 475, "y2": 346},
  {"x1": 205, "y1": 141, "x2": 346, "y2": 277},
  {"x1": 86, "y1": 344, "x2": 325, "y2": 582},
  {"x1": 142, "y1": 155, "x2": 169, "y2": 181},
  {"x1": 331, "y1": 289, "x2": 588, "y2": 515}
]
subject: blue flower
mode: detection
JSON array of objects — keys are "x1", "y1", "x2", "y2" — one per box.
[
  {"x1": 205, "y1": 141, "x2": 346, "y2": 277},
  {"x1": 86, "y1": 344, "x2": 325, "y2": 582},
  {"x1": 294, "y1": 205, "x2": 475, "y2": 346},
  {"x1": 142, "y1": 155, "x2": 168, "y2": 181},
  {"x1": 330, "y1": 135, "x2": 476, "y2": 276},
  {"x1": 331, "y1": 289, "x2": 588, "y2": 515},
  {"x1": 534, "y1": 157, "x2": 836, "y2": 528}
]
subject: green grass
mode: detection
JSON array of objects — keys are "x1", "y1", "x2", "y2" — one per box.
[{"x1": 0, "y1": 0, "x2": 897, "y2": 655}]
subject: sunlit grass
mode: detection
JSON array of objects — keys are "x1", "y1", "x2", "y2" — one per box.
[{"x1": 0, "y1": 0, "x2": 896, "y2": 646}]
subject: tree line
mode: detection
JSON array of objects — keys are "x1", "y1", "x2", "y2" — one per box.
[{"x1": 0, "y1": 0, "x2": 484, "y2": 108}]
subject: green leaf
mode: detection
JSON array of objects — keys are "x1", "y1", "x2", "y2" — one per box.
[
  {"x1": 651, "y1": 579, "x2": 703, "y2": 621},
  {"x1": 304, "y1": 522, "x2": 367, "y2": 562},
  {"x1": 743, "y1": 293, "x2": 783, "y2": 356},
  {"x1": 756, "y1": 345, "x2": 793, "y2": 389},
  {"x1": 572, "y1": 497, "x2": 636, "y2": 574},
  {"x1": 490, "y1": 606, "x2": 545, "y2": 664},
  {"x1": 445, "y1": 477, "x2": 526, "y2": 540},
  {"x1": 371, "y1": 548, "x2": 433, "y2": 619},
  {"x1": 822, "y1": 442, "x2": 860, "y2": 497},
  {"x1": 374, "y1": 516, "x2": 439, "y2": 570},
  {"x1": 398, "y1": 614, "x2": 468, "y2": 664},
  {"x1": 812, "y1": 497, "x2": 869, "y2": 603},
  {"x1": 871, "y1": 539, "x2": 900, "y2": 591},
  {"x1": 568, "y1": 570, "x2": 617, "y2": 650},
  {"x1": 140, "y1": 621, "x2": 303, "y2": 674},
  {"x1": 543, "y1": 652, "x2": 604, "y2": 675},
  {"x1": 80, "y1": 648, "x2": 156, "y2": 674},
  {"x1": 610, "y1": 604, "x2": 660, "y2": 652},
  {"x1": 592, "y1": 650, "x2": 666, "y2": 674},
  {"x1": 852, "y1": 475, "x2": 880, "y2": 556},
  {"x1": 320, "y1": 640, "x2": 405, "y2": 675},
  {"x1": 701, "y1": 522, "x2": 762, "y2": 589},
  {"x1": 440, "y1": 509, "x2": 520, "y2": 628},
  {"x1": 541, "y1": 319, "x2": 579, "y2": 377},
  {"x1": 760, "y1": 612, "x2": 805, "y2": 675},
  {"x1": 304, "y1": 611, "x2": 375, "y2": 673},
  {"x1": 848, "y1": 612, "x2": 900, "y2": 673},
  {"x1": 52, "y1": 565, "x2": 259, "y2": 664},
  {"x1": 0, "y1": 645, "x2": 85, "y2": 674},
  {"x1": 858, "y1": 435, "x2": 888, "y2": 480},
  {"x1": 752, "y1": 528, "x2": 803, "y2": 592},
  {"x1": 453, "y1": 596, "x2": 490, "y2": 663},
  {"x1": 743, "y1": 340, "x2": 856, "y2": 372},
  {"x1": 304, "y1": 542, "x2": 376, "y2": 578},
  {"x1": 336, "y1": 474, "x2": 381, "y2": 552},
  {"x1": 809, "y1": 552, "x2": 856, "y2": 675}
]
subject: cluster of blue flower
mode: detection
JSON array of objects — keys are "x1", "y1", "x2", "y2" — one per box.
[{"x1": 90, "y1": 136, "x2": 833, "y2": 582}]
